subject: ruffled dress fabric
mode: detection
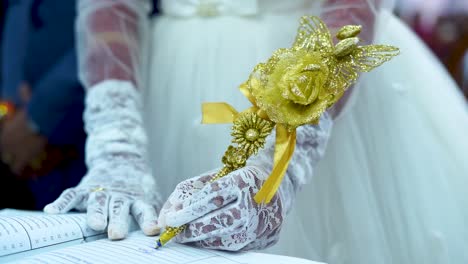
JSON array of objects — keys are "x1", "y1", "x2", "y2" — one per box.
[{"x1": 143, "y1": 1, "x2": 468, "y2": 263}]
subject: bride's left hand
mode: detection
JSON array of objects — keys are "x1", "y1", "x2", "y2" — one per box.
[{"x1": 158, "y1": 166, "x2": 284, "y2": 251}]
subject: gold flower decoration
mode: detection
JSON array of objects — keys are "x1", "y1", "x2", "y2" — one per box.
[
  {"x1": 245, "y1": 16, "x2": 400, "y2": 129},
  {"x1": 231, "y1": 112, "x2": 274, "y2": 156},
  {"x1": 247, "y1": 49, "x2": 334, "y2": 128}
]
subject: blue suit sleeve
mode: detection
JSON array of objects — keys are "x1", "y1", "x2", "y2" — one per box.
[{"x1": 26, "y1": 49, "x2": 85, "y2": 145}]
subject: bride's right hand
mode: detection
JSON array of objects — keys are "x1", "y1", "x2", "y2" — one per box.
[{"x1": 44, "y1": 80, "x2": 161, "y2": 240}]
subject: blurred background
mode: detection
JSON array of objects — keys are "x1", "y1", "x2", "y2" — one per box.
[
  {"x1": 0, "y1": 0, "x2": 466, "y2": 210},
  {"x1": 395, "y1": 0, "x2": 468, "y2": 96}
]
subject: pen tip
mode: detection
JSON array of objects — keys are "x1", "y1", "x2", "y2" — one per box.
[{"x1": 155, "y1": 240, "x2": 162, "y2": 249}]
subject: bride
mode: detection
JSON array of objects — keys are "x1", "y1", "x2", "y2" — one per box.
[{"x1": 44, "y1": 0, "x2": 468, "y2": 263}]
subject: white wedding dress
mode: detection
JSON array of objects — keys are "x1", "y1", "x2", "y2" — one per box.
[{"x1": 143, "y1": 0, "x2": 468, "y2": 263}]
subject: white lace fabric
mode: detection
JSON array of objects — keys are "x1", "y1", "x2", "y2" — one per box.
[
  {"x1": 159, "y1": 166, "x2": 283, "y2": 251},
  {"x1": 45, "y1": 81, "x2": 161, "y2": 240},
  {"x1": 158, "y1": 113, "x2": 333, "y2": 250}
]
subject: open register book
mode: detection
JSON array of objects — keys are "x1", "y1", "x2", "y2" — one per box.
[{"x1": 0, "y1": 210, "x2": 324, "y2": 264}]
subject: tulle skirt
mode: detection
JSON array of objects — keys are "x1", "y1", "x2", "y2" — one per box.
[{"x1": 144, "y1": 10, "x2": 468, "y2": 264}]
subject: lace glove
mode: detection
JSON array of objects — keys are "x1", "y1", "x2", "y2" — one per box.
[
  {"x1": 158, "y1": 113, "x2": 333, "y2": 251},
  {"x1": 44, "y1": 80, "x2": 161, "y2": 240}
]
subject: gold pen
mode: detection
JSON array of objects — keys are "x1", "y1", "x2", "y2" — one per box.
[{"x1": 155, "y1": 16, "x2": 399, "y2": 249}]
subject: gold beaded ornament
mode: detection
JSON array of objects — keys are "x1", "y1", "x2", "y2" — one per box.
[{"x1": 155, "y1": 16, "x2": 399, "y2": 248}]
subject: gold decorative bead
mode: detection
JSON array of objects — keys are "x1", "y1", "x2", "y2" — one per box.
[
  {"x1": 336, "y1": 25, "x2": 362, "y2": 40},
  {"x1": 334, "y1": 37, "x2": 359, "y2": 57},
  {"x1": 245, "y1": 128, "x2": 259, "y2": 141}
]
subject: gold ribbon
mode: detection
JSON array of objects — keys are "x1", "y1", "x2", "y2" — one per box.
[
  {"x1": 254, "y1": 125, "x2": 296, "y2": 203},
  {"x1": 202, "y1": 103, "x2": 238, "y2": 124},
  {"x1": 201, "y1": 85, "x2": 297, "y2": 204}
]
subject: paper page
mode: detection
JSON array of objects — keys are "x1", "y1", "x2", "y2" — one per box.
[
  {"x1": 0, "y1": 216, "x2": 31, "y2": 256},
  {"x1": 0, "y1": 214, "x2": 102, "y2": 257},
  {"x1": 14, "y1": 232, "x2": 324, "y2": 264},
  {"x1": 0, "y1": 209, "x2": 48, "y2": 217}
]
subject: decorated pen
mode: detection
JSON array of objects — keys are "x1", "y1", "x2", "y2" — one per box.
[{"x1": 155, "y1": 15, "x2": 399, "y2": 249}]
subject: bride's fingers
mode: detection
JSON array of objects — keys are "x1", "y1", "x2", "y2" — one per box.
[
  {"x1": 86, "y1": 191, "x2": 110, "y2": 231},
  {"x1": 44, "y1": 188, "x2": 84, "y2": 214},
  {"x1": 75, "y1": 193, "x2": 89, "y2": 211},
  {"x1": 158, "y1": 172, "x2": 223, "y2": 227},
  {"x1": 177, "y1": 204, "x2": 247, "y2": 244},
  {"x1": 164, "y1": 180, "x2": 238, "y2": 227},
  {"x1": 108, "y1": 195, "x2": 131, "y2": 240},
  {"x1": 131, "y1": 200, "x2": 160, "y2": 236}
]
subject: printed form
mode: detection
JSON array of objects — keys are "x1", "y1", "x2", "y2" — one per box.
[{"x1": 0, "y1": 213, "x2": 103, "y2": 259}]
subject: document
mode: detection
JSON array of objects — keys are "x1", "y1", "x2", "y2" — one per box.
[
  {"x1": 0, "y1": 211, "x2": 104, "y2": 262},
  {"x1": 0, "y1": 210, "x2": 324, "y2": 264}
]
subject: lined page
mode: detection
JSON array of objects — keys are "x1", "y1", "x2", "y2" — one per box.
[
  {"x1": 0, "y1": 214, "x2": 101, "y2": 257},
  {"x1": 14, "y1": 232, "x2": 323, "y2": 264},
  {"x1": 0, "y1": 217, "x2": 31, "y2": 256}
]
